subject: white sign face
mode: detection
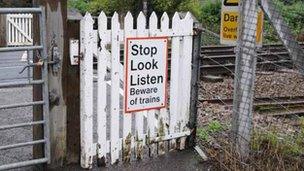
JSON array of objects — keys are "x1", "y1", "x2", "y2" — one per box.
[
  {"x1": 69, "y1": 39, "x2": 79, "y2": 65},
  {"x1": 124, "y1": 37, "x2": 168, "y2": 113}
]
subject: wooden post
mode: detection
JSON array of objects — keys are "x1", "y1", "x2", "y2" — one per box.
[
  {"x1": 0, "y1": 14, "x2": 6, "y2": 46},
  {"x1": 32, "y1": 0, "x2": 68, "y2": 168},
  {"x1": 65, "y1": 14, "x2": 81, "y2": 164}
]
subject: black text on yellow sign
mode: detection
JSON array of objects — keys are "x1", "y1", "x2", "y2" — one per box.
[
  {"x1": 220, "y1": 10, "x2": 264, "y2": 45},
  {"x1": 223, "y1": 0, "x2": 238, "y2": 6}
]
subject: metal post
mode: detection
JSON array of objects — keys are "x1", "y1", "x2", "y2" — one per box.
[
  {"x1": 39, "y1": 6, "x2": 51, "y2": 164},
  {"x1": 232, "y1": 0, "x2": 258, "y2": 159},
  {"x1": 187, "y1": 20, "x2": 202, "y2": 147}
]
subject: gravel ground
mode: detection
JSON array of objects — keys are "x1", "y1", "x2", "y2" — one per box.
[
  {"x1": 198, "y1": 70, "x2": 304, "y2": 132},
  {"x1": 0, "y1": 86, "x2": 34, "y2": 170},
  {"x1": 0, "y1": 51, "x2": 35, "y2": 170},
  {"x1": 200, "y1": 70, "x2": 304, "y2": 100}
]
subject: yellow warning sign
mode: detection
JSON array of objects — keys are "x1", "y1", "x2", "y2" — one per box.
[
  {"x1": 221, "y1": 11, "x2": 238, "y2": 41},
  {"x1": 220, "y1": 0, "x2": 264, "y2": 46},
  {"x1": 223, "y1": 0, "x2": 238, "y2": 6}
]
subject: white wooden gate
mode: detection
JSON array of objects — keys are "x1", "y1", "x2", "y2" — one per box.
[
  {"x1": 6, "y1": 13, "x2": 33, "y2": 46},
  {"x1": 80, "y1": 11, "x2": 194, "y2": 169}
]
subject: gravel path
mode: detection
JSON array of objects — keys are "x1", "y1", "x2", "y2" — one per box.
[{"x1": 0, "y1": 86, "x2": 33, "y2": 169}]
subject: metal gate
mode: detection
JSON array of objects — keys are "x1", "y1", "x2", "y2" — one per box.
[
  {"x1": 0, "y1": 7, "x2": 50, "y2": 170},
  {"x1": 6, "y1": 13, "x2": 33, "y2": 46},
  {"x1": 80, "y1": 11, "x2": 199, "y2": 169}
]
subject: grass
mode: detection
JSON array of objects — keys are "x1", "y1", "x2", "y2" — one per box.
[
  {"x1": 197, "y1": 117, "x2": 304, "y2": 170},
  {"x1": 252, "y1": 117, "x2": 304, "y2": 156},
  {"x1": 197, "y1": 120, "x2": 224, "y2": 141}
]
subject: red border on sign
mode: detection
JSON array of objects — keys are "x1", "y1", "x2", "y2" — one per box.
[{"x1": 124, "y1": 36, "x2": 169, "y2": 113}]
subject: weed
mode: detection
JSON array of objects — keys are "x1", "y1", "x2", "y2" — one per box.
[
  {"x1": 197, "y1": 120, "x2": 225, "y2": 141},
  {"x1": 197, "y1": 128, "x2": 209, "y2": 141}
]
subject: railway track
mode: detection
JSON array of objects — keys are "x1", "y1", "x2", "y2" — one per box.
[
  {"x1": 200, "y1": 96, "x2": 304, "y2": 116},
  {"x1": 107, "y1": 43, "x2": 302, "y2": 76},
  {"x1": 201, "y1": 43, "x2": 304, "y2": 75}
]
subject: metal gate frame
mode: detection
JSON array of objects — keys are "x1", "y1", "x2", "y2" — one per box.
[{"x1": 0, "y1": 7, "x2": 50, "y2": 170}]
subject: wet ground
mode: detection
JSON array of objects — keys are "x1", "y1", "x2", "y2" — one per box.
[{"x1": 51, "y1": 149, "x2": 209, "y2": 171}]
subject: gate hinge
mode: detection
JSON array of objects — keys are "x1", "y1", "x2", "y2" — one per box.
[{"x1": 50, "y1": 46, "x2": 61, "y2": 74}]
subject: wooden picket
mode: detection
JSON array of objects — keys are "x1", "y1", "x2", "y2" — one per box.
[
  {"x1": 80, "y1": 13, "x2": 94, "y2": 169},
  {"x1": 6, "y1": 13, "x2": 33, "y2": 46},
  {"x1": 80, "y1": 11, "x2": 194, "y2": 169},
  {"x1": 96, "y1": 11, "x2": 108, "y2": 166}
]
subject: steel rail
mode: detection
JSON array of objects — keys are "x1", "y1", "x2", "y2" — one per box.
[
  {"x1": 0, "y1": 121, "x2": 45, "y2": 130},
  {"x1": 200, "y1": 96, "x2": 304, "y2": 106},
  {"x1": 0, "y1": 158, "x2": 48, "y2": 171},
  {"x1": 0, "y1": 101, "x2": 44, "y2": 110},
  {"x1": 0, "y1": 139, "x2": 45, "y2": 150},
  {"x1": 0, "y1": 46, "x2": 43, "y2": 52},
  {"x1": 0, "y1": 8, "x2": 42, "y2": 14},
  {"x1": 0, "y1": 80, "x2": 44, "y2": 88}
]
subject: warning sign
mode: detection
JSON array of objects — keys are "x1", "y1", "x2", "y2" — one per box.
[
  {"x1": 124, "y1": 37, "x2": 168, "y2": 113},
  {"x1": 220, "y1": 0, "x2": 264, "y2": 46},
  {"x1": 223, "y1": 0, "x2": 238, "y2": 6}
]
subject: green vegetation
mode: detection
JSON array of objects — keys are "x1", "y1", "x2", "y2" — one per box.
[
  {"x1": 68, "y1": 0, "x2": 202, "y2": 17},
  {"x1": 197, "y1": 120, "x2": 224, "y2": 141},
  {"x1": 198, "y1": 118, "x2": 304, "y2": 170},
  {"x1": 248, "y1": 118, "x2": 304, "y2": 169},
  {"x1": 251, "y1": 129, "x2": 304, "y2": 156},
  {"x1": 263, "y1": 0, "x2": 304, "y2": 43},
  {"x1": 68, "y1": 0, "x2": 304, "y2": 43},
  {"x1": 200, "y1": 0, "x2": 221, "y2": 34},
  {"x1": 254, "y1": 117, "x2": 304, "y2": 155}
]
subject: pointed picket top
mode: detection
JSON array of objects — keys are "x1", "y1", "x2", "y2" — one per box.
[
  {"x1": 137, "y1": 11, "x2": 146, "y2": 31},
  {"x1": 184, "y1": 12, "x2": 193, "y2": 33},
  {"x1": 184, "y1": 12, "x2": 193, "y2": 20},
  {"x1": 112, "y1": 12, "x2": 119, "y2": 28},
  {"x1": 82, "y1": 12, "x2": 94, "y2": 24},
  {"x1": 149, "y1": 12, "x2": 158, "y2": 31},
  {"x1": 172, "y1": 12, "x2": 181, "y2": 29},
  {"x1": 160, "y1": 12, "x2": 169, "y2": 30},
  {"x1": 124, "y1": 12, "x2": 133, "y2": 31},
  {"x1": 184, "y1": 12, "x2": 193, "y2": 26},
  {"x1": 98, "y1": 11, "x2": 107, "y2": 34}
]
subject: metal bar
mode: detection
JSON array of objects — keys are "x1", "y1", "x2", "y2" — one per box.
[
  {"x1": 0, "y1": 101, "x2": 44, "y2": 110},
  {"x1": 27, "y1": 50, "x2": 31, "y2": 82},
  {"x1": 0, "y1": 158, "x2": 48, "y2": 171},
  {"x1": 0, "y1": 80, "x2": 44, "y2": 88},
  {"x1": 0, "y1": 121, "x2": 45, "y2": 130},
  {"x1": 39, "y1": 6, "x2": 51, "y2": 164},
  {"x1": 0, "y1": 8, "x2": 42, "y2": 14},
  {"x1": 0, "y1": 45, "x2": 43, "y2": 52},
  {"x1": 0, "y1": 139, "x2": 45, "y2": 150}
]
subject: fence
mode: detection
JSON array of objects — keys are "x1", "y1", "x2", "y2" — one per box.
[
  {"x1": 6, "y1": 13, "x2": 33, "y2": 46},
  {"x1": 80, "y1": 11, "x2": 196, "y2": 168},
  {"x1": 198, "y1": 0, "x2": 304, "y2": 169}
]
